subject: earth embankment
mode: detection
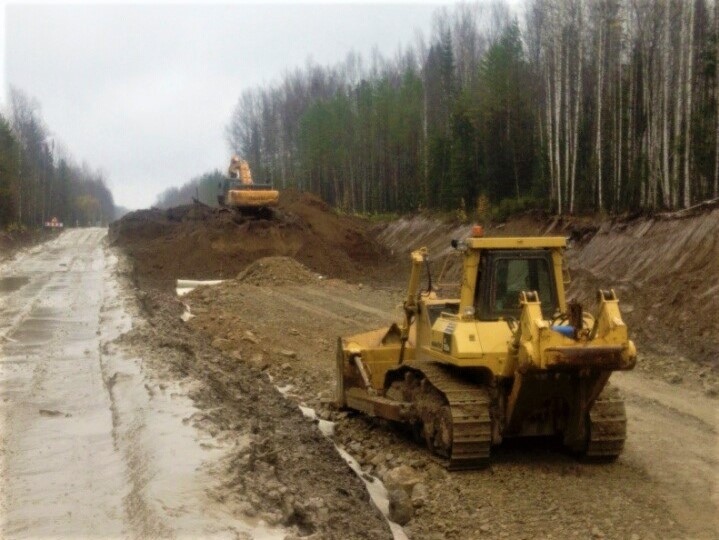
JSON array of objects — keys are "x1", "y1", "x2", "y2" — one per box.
[
  {"x1": 565, "y1": 207, "x2": 718, "y2": 365},
  {"x1": 108, "y1": 189, "x2": 391, "y2": 289}
]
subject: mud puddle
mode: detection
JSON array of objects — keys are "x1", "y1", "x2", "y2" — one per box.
[{"x1": 0, "y1": 276, "x2": 29, "y2": 293}]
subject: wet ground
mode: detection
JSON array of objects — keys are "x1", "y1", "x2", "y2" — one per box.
[{"x1": 0, "y1": 229, "x2": 288, "y2": 539}]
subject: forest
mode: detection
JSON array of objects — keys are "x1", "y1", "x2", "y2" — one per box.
[
  {"x1": 226, "y1": 0, "x2": 719, "y2": 215},
  {"x1": 0, "y1": 89, "x2": 115, "y2": 230},
  {"x1": 155, "y1": 170, "x2": 225, "y2": 209}
]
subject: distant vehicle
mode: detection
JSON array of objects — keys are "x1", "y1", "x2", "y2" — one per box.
[
  {"x1": 44, "y1": 217, "x2": 64, "y2": 229},
  {"x1": 217, "y1": 156, "x2": 279, "y2": 219}
]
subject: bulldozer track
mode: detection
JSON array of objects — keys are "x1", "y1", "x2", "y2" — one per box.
[
  {"x1": 402, "y1": 361, "x2": 493, "y2": 470},
  {"x1": 586, "y1": 386, "x2": 627, "y2": 459}
]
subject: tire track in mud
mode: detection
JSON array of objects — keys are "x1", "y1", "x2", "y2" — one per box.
[
  {"x1": 0, "y1": 229, "x2": 128, "y2": 538},
  {"x1": 254, "y1": 286, "x2": 358, "y2": 322},
  {"x1": 98, "y1": 348, "x2": 172, "y2": 538},
  {"x1": 297, "y1": 287, "x2": 396, "y2": 318},
  {"x1": 97, "y1": 252, "x2": 170, "y2": 538},
  {"x1": 0, "y1": 236, "x2": 68, "y2": 343},
  {"x1": 99, "y1": 251, "x2": 278, "y2": 540}
]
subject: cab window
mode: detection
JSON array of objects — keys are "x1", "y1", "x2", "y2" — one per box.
[{"x1": 476, "y1": 251, "x2": 557, "y2": 319}]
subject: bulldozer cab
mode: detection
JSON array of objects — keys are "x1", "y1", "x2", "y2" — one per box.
[{"x1": 475, "y1": 249, "x2": 559, "y2": 320}]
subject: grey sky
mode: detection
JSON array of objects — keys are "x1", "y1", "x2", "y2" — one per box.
[{"x1": 4, "y1": 2, "x2": 453, "y2": 210}]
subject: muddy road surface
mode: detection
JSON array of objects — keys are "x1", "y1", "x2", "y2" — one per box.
[
  {"x1": 0, "y1": 230, "x2": 391, "y2": 539},
  {"x1": 0, "y1": 230, "x2": 308, "y2": 539}
]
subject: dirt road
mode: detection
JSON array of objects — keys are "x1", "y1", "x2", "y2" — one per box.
[
  {"x1": 612, "y1": 371, "x2": 719, "y2": 535},
  {"x1": 0, "y1": 229, "x2": 288, "y2": 539},
  {"x1": 184, "y1": 274, "x2": 719, "y2": 539}
]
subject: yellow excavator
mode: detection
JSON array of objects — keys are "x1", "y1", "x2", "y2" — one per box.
[
  {"x1": 218, "y1": 156, "x2": 279, "y2": 218},
  {"x1": 336, "y1": 227, "x2": 636, "y2": 469}
]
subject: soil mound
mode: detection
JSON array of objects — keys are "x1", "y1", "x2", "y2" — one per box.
[
  {"x1": 109, "y1": 189, "x2": 390, "y2": 289},
  {"x1": 236, "y1": 256, "x2": 319, "y2": 286}
]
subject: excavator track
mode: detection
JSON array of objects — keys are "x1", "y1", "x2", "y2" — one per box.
[
  {"x1": 585, "y1": 385, "x2": 627, "y2": 459},
  {"x1": 391, "y1": 361, "x2": 493, "y2": 470}
]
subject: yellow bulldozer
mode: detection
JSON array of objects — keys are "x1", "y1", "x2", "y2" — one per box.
[
  {"x1": 218, "y1": 156, "x2": 279, "y2": 219},
  {"x1": 336, "y1": 228, "x2": 636, "y2": 469}
]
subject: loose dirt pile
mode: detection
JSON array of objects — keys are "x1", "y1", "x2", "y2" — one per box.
[
  {"x1": 237, "y1": 256, "x2": 321, "y2": 286},
  {"x1": 108, "y1": 190, "x2": 391, "y2": 289}
]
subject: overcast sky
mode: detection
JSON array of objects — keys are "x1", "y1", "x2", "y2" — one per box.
[{"x1": 3, "y1": 2, "x2": 460, "y2": 210}]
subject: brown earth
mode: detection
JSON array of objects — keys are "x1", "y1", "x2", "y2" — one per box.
[
  {"x1": 564, "y1": 208, "x2": 719, "y2": 391},
  {"x1": 111, "y1": 195, "x2": 718, "y2": 539},
  {"x1": 108, "y1": 189, "x2": 391, "y2": 290},
  {"x1": 180, "y1": 266, "x2": 717, "y2": 540},
  {"x1": 114, "y1": 257, "x2": 392, "y2": 540}
]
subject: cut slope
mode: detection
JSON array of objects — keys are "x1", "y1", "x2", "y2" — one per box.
[
  {"x1": 375, "y1": 207, "x2": 719, "y2": 365},
  {"x1": 565, "y1": 208, "x2": 719, "y2": 364}
]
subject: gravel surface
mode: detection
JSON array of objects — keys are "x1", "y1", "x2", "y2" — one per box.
[{"x1": 181, "y1": 270, "x2": 718, "y2": 539}]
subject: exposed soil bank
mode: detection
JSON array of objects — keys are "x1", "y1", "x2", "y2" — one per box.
[
  {"x1": 376, "y1": 206, "x2": 719, "y2": 369},
  {"x1": 565, "y1": 208, "x2": 718, "y2": 365}
]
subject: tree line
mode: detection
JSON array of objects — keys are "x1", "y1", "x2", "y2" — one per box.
[
  {"x1": 155, "y1": 170, "x2": 225, "y2": 208},
  {"x1": 0, "y1": 88, "x2": 115, "y2": 230},
  {"x1": 226, "y1": 0, "x2": 719, "y2": 215}
]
